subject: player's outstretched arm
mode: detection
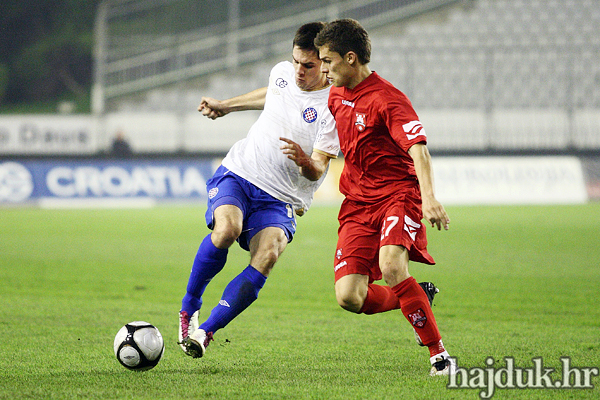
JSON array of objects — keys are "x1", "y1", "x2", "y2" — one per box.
[
  {"x1": 280, "y1": 137, "x2": 331, "y2": 181},
  {"x1": 198, "y1": 87, "x2": 267, "y2": 120},
  {"x1": 408, "y1": 143, "x2": 450, "y2": 231}
]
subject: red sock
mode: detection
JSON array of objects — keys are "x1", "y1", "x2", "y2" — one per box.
[
  {"x1": 392, "y1": 277, "x2": 442, "y2": 348},
  {"x1": 359, "y1": 284, "x2": 401, "y2": 314},
  {"x1": 428, "y1": 340, "x2": 446, "y2": 358}
]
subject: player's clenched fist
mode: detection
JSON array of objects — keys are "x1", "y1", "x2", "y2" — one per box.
[{"x1": 198, "y1": 97, "x2": 228, "y2": 119}]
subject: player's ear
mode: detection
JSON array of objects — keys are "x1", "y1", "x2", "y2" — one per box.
[{"x1": 345, "y1": 51, "x2": 357, "y2": 66}]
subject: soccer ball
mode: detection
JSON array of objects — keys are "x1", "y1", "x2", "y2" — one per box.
[{"x1": 114, "y1": 321, "x2": 164, "y2": 371}]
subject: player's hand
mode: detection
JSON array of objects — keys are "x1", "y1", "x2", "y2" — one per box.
[
  {"x1": 422, "y1": 197, "x2": 450, "y2": 231},
  {"x1": 198, "y1": 97, "x2": 228, "y2": 119},
  {"x1": 280, "y1": 137, "x2": 310, "y2": 168}
]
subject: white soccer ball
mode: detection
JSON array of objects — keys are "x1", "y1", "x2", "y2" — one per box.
[{"x1": 113, "y1": 321, "x2": 164, "y2": 371}]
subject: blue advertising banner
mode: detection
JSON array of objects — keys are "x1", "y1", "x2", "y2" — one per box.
[{"x1": 0, "y1": 159, "x2": 217, "y2": 205}]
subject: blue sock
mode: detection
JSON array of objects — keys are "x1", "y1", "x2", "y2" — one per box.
[
  {"x1": 181, "y1": 234, "x2": 228, "y2": 316},
  {"x1": 200, "y1": 265, "x2": 267, "y2": 334}
]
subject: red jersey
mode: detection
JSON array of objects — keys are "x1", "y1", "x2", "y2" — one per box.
[{"x1": 328, "y1": 72, "x2": 427, "y2": 203}]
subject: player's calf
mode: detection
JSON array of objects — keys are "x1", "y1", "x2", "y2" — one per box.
[{"x1": 414, "y1": 282, "x2": 439, "y2": 346}]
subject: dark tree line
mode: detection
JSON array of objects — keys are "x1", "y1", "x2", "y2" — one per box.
[{"x1": 0, "y1": 0, "x2": 100, "y2": 107}]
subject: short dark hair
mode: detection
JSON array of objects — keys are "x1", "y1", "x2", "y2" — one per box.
[
  {"x1": 293, "y1": 22, "x2": 326, "y2": 53},
  {"x1": 314, "y1": 19, "x2": 371, "y2": 64}
]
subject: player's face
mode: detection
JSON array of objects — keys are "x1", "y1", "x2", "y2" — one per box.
[
  {"x1": 318, "y1": 46, "x2": 352, "y2": 88},
  {"x1": 292, "y1": 46, "x2": 327, "y2": 92}
]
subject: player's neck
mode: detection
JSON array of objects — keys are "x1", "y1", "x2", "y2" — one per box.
[
  {"x1": 303, "y1": 76, "x2": 331, "y2": 92},
  {"x1": 347, "y1": 66, "x2": 372, "y2": 90}
]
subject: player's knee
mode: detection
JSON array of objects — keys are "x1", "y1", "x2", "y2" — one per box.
[
  {"x1": 335, "y1": 289, "x2": 363, "y2": 313},
  {"x1": 379, "y1": 246, "x2": 410, "y2": 285},
  {"x1": 254, "y1": 247, "x2": 280, "y2": 269},
  {"x1": 211, "y1": 227, "x2": 240, "y2": 249},
  {"x1": 249, "y1": 229, "x2": 287, "y2": 274},
  {"x1": 380, "y1": 263, "x2": 410, "y2": 287}
]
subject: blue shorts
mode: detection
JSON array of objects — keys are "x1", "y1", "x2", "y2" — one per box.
[{"x1": 205, "y1": 165, "x2": 297, "y2": 251}]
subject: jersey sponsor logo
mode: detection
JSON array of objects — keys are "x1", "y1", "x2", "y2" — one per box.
[
  {"x1": 208, "y1": 187, "x2": 219, "y2": 199},
  {"x1": 402, "y1": 120, "x2": 427, "y2": 140},
  {"x1": 404, "y1": 215, "x2": 420, "y2": 241},
  {"x1": 302, "y1": 107, "x2": 318, "y2": 123},
  {"x1": 334, "y1": 260, "x2": 347, "y2": 272},
  {"x1": 275, "y1": 78, "x2": 288, "y2": 88},
  {"x1": 341, "y1": 99, "x2": 355, "y2": 108},
  {"x1": 355, "y1": 113, "x2": 366, "y2": 132},
  {"x1": 408, "y1": 308, "x2": 427, "y2": 328}
]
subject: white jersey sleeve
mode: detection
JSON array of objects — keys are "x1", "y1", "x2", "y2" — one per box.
[
  {"x1": 313, "y1": 108, "x2": 339, "y2": 158},
  {"x1": 221, "y1": 61, "x2": 339, "y2": 214}
]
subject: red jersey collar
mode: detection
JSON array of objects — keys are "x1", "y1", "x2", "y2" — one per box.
[{"x1": 343, "y1": 71, "x2": 379, "y2": 95}]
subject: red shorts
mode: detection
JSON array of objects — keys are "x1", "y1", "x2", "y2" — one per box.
[{"x1": 333, "y1": 187, "x2": 435, "y2": 283}]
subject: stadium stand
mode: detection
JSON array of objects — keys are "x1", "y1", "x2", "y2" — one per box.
[
  {"x1": 96, "y1": 0, "x2": 600, "y2": 154},
  {"x1": 368, "y1": 0, "x2": 600, "y2": 152}
]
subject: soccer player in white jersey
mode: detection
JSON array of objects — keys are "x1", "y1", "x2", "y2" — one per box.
[{"x1": 179, "y1": 22, "x2": 340, "y2": 358}]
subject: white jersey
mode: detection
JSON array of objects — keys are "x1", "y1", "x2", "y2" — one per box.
[{"x1": 222, "y1": 61, "x2": 339, "y2": 214}]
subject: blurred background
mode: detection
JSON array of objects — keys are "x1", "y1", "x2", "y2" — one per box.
[{"x1": 1, "y1": 0, "x2": 599, "y2": 206}]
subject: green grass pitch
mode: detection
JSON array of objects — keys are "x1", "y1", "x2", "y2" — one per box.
[{"x1": 1, "y1": 203, "x2": 599, "y2": 399}]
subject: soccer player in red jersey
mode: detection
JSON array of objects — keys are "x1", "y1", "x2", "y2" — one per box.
[{"x1": 315, "y1": 19, "x2": 455, "y2": 376}]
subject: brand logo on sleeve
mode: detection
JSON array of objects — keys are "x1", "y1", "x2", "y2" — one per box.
[
  {"x1": 402, "y1": 120, "x2": 427, "y2": 140},
  {"x1": 275, "y1": 78, "x2": 288, "y2": 88}
]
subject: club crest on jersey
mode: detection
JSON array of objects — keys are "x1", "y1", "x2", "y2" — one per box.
[
  {"x1": 355, "y1": 113, "x2": 366, "y2": 132},
  {"x1": 208, "y1": 187, "x2": 219, "y2": 199},
  {"x1": 408, "y1": 308, "x2": 427, "y2": 328},
  {"x1": 303, "y1": 107, "x2": 318, "y2": 123}
]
